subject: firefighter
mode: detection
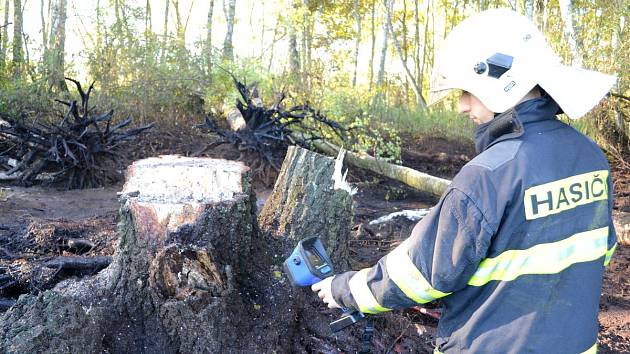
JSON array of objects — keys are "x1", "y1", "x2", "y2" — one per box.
[{"x1": 312, "y1": 9, "x2": 618, "y2": 353}]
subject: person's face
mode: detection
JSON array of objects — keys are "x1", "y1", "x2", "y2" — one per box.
[{"x1": 458, "y1": 91, "x2": 494, "y2": 125}]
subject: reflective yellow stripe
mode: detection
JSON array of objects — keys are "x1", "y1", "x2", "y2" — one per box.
[
  {"x1": 435, "y1": 343, "x2": 595, "y2": 353},
  {"x1": 468, "y1": 226, "x2": 608, "y2": 287},
  {"x1": 581, "y1": 343, "x2": 597, "y2": 354},
  {"x1": 386, "y1": 240, "x2": 450, "y2": 304},
  {"x1": 604, "y1": 243, "x2": 617, "y2": 266},
  {"x1": 348, "y1": 269, "x2": 390, "y2": 314},
  {"x1": 524, "y1": 170, "x2": 608, "y2": 220}
]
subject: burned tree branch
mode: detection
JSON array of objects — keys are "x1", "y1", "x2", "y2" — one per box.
[
  {"x1": 42, "y1": 256, "x2": 111, "y2": 272},
  {"x1": 203, "y1": 75, "x2": 350, "y2": 184},
  {"x1": 0, "y1": 78, "x2": 153, "y2": 189}
]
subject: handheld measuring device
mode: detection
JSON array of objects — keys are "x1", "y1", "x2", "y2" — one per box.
[
  {"x1": 283, "y1": 237, "x2": 334, "y2": 287},
  {"x1": 283, "y1": 237, "x2": 366, "y2": 333}
]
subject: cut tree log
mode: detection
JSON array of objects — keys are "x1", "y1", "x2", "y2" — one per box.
[{"x1": 308, "y1": 138, "x2": 451, "y2": 198}]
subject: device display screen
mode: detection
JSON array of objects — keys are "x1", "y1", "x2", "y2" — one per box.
[{"x1": 304, "y1": 246, "x2": 326, "y2": 269}]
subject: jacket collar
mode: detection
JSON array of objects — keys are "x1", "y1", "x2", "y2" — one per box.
[{"x1": 473, "y1": 96, "x2": 560, "y2": 154}]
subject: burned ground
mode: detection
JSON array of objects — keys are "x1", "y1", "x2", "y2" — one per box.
[{"x1": 0, "y1": 131, "x2": 628, "y2": 353}]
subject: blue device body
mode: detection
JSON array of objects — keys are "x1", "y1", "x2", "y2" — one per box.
[
  {"x1": 284, "y1": 237, "x2": 367, "y2": 334},
  {"x1": 284, "y1": 237, "x2": 334, "y2": 287}
]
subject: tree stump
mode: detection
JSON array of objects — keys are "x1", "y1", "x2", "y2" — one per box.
[
  {"x1": 0, "y1": 149, "x2": 357, "y2": 353},
  {"x1": 258, "y1": 146, "x2": 355, "y2": 270},
  {"x1": 0, "y1": 156, "x2": 259, "y2": 353}
]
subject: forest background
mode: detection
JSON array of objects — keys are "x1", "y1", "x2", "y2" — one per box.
[{"x1": 0, "y1": 0, "x2": 627, "y2": 163}]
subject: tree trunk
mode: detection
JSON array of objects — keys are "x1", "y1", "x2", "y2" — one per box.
[
  {"x1": 419, "y1": 0, "x2": 430, "y2": 92},
  {"x1": 48, "y1": 0, "x2": 68, "y2": 92},
  {"x1": 0, "y1": 0, "x2": 8, "y2": 70},
  {"x1": 524, "y1": 0, "x2": 534, "y2": 20},
  {"x1": 267, "y1": 13, "x2": 280, "y2": 71},
  {"x1": 40, "y1": 0, "x2": 49, "y2": 77},
  {"x1": 258, "y1": 146, "x2": 354, "y2": 271},
  {"x1": 12, "y1": 0, "x2": 24, "y2": 79},
  {"x1": 352, "y1": 0, "x2": 361, "y2": 87},
  {"x1": 222, "y1": 0, "x2": 236, "y2": 61},
  {"x1": 288, "y1": 0, "x2": 300, "y2": 78},
  {"x1": 206, "y1": 0, "x2": 215, "y2": 75},
  {"x1": 368, "y1": 0, "x2": 376, "y2": 90},
  {"x1": 301, "y1": 0, "x2": 312, "y2": 87},
  {"x1": 559, "y1": 0, "x2": 582, "y2": 67},
  {"x1": 414, "y1": 0, "x2": 420, "y2": 90},
  {"x1": 376, "y1": 0, "x2": 390, "y2": 88},
  {"x1": 385, "y1": 0, "x2": 427, "y2": 108},
  {"x1": 0, "y1": 156, "x2": 273, "y2": 352},
  {"x1": 161, "y1": 0, "x2": 170, "y2": 62},
  {"x1": 172, "y1": 0, "x2": 184, "y2": 49},
  {"x1": 145, "y1": 0, "x2": 152, "y2": 46}
]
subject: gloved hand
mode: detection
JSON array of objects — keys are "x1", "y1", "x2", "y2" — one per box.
[{"x1": 311, "y1": 276, "x2": 341, "y2": 309}]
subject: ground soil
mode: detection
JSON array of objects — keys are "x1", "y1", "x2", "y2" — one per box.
[{"x1": 0, "y1": 131, "x2": 628, "y2": 353}]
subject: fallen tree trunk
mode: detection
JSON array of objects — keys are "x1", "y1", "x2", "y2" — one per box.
[{"x1": 308, "y1": 138, "x2": 451, "y2": 198}]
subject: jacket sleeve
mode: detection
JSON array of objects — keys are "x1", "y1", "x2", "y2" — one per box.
[{"x1": 331, "y1": 187, "x2": 496, "y2": 314}]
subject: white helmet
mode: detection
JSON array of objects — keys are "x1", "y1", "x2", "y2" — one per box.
[{"x1": 429, "y1": 9, "x2": 617, "y2": 119}]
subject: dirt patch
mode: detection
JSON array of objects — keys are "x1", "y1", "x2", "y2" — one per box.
[{"x1": 0, "y1": 186, "x2": 120, "y2": 223}]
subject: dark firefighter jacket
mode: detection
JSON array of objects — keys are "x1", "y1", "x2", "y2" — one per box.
[{"x1": 331, "y1": 95, "x2": 617, "y2": 354}]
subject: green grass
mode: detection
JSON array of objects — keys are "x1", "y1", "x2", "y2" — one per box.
[{"x1": 376, "y1": 105, "x2": 475, "y2": 141}]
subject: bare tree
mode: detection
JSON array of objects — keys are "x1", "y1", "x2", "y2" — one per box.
[
  {"x1": 287, "y1": 0, "x2": 300, "y2": 76},
  {"x1": 419, "y1": 0, "x2": 430, "y2": 93},
  {"x1": 40, "y1": 0, "x2": 49, "y2": 62},
  {"x1": 368, "y1": 0, "x2": 376, "y2": 90},
  {"x1": 376, "y1": 0, "x2": 390, "y2": 88},
  {"x1": 524, "y1": 0, "x2": 534, "y2": 20},
  {"x1": 352, "y1": 0, "x2": 361, "y2": 87},
  {"x1": 161, "y1": 0, "x2": 170, "y2": 62},
  {"x1": 534, "y1": 0, "x2": 548, "y2": 30},
  {"x1": 206, "y1": 0, "x2": 215, "y2": 74},
  {"x1": 145, "y1": 0, "x2": 152, "y2": 43},
  {"x1": 48, "y1": 0, "x2": 68, "y2": 91},
  {"x1": 0, "y1": 0, "x2": 10, "y2": 69},
  {"x1": 414, "y1": 0, "x2": 420, "y2": 88},
  {"x1": 172, "y1": 0, "x2": 184, "y2": 48},
  {"x1": 384, "y1": 0, "x2": 426, "y2": 107},
  {"x1": 267, "y1": 13, "x2": 280, "y2": 71},
  {"x1": 222, "y1": 0, "x2": 236, "y2": 61},
  {"x1": 559, "y1": 0, "x2": 582, "y2": 67},
  {"x1": 172, "y1": 0, "x2": 194, "y2": 50},
  {"x1": 301, "y1": 0, "x2": 312, "y2": 85},
  {"x1": 12, "y1": 0, "x2": 24, "y2": 78}
]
